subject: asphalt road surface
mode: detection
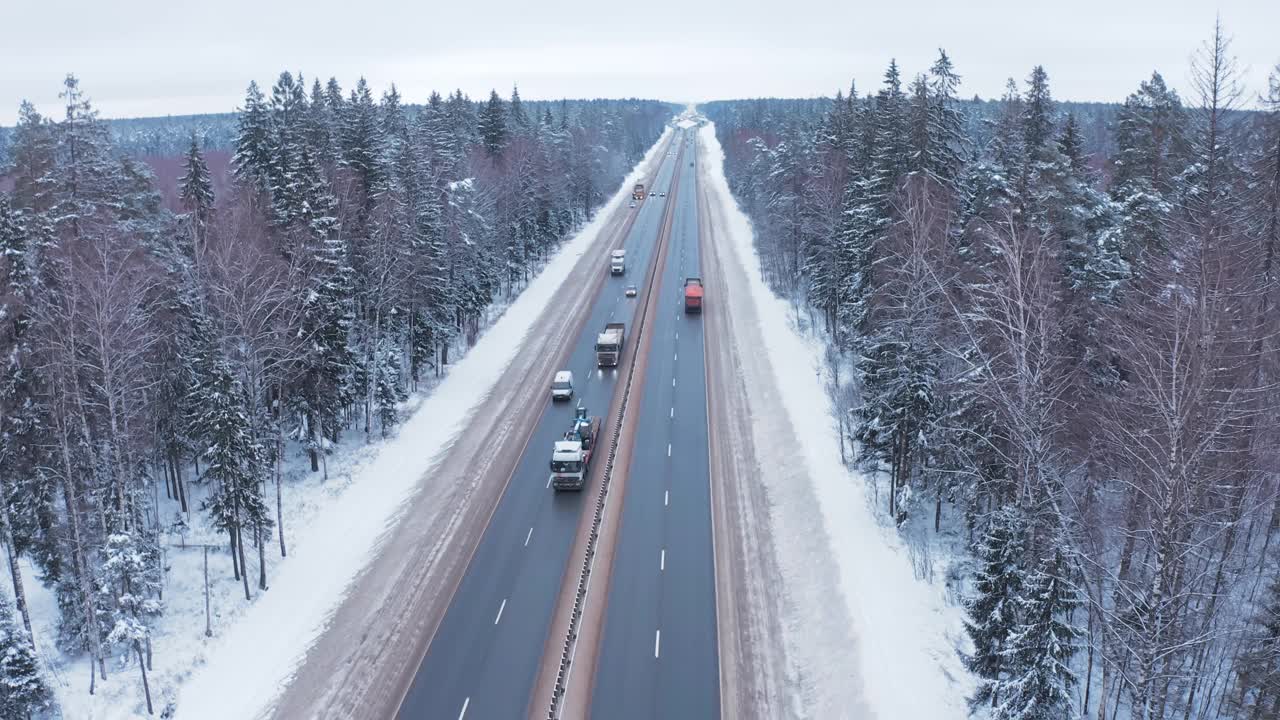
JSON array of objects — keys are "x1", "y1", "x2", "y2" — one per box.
[
  {"x1": 590, "y1": 131, "x2": 720, "y2": 719},
  {"x1": 395, "y1": 133, "x2": 687, "y2": 720}
]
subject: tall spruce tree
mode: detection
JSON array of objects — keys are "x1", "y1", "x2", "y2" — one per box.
[
  {"x1": 199, "y1": 362, "x2": 272, "y2": 601},
  {"x1": 179, "y1": 133, "x2": 215, "y2": 240},
  {"x1": 478, "y1": 90, "x2": 508, "y2": 158},
  {"x1": 232, "y1": 81, "x2": 274, "y2": 200},
  {"x1": 0, "y1": 600, "x2": 48, "y2": 720},
  {"x1": 965, "y1": 507, "x2": 1028, "y2": 709},
  {"x1": 990, "y1": 546, "x2": 1081, "y2": 720}
]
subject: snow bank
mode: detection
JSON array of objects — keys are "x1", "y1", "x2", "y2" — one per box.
[
  {"x1": 167, "y1": 128, "x2": 674, "y2": 720},
  {"x1": 699, "y1": 122, "x2": 974, "y2": 719}
]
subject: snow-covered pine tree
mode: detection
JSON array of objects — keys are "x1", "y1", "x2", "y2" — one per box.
[
  {"x1": 341, "y1": 77, "x2": 385, "y2": 206},
  {"x1": 293, "y1": 207, "x2": 355, "y2": 472},
  {"x1": 101, "y1": 532, "x2": 161, "y2": 715},
  {"x1": 478, "y1": 90, "x2": 508, "y2": 158},
  {"x1": 839, "y1": 60, "x2": 910, "y2": 350},
  {"x1": 7, "y1": 102, "x2": 57, "y2": 216},
  {"x1": 509, "y1": 84, "x2": 529, "y2": 130},
  {"x1": 232, "y1": 81, "x2": 274, "y2": 201},
  {"x1": 1108, "y1": 72, "x2": 1186, "y2": 267},
  {"x1": 179, "y1": 133, "x2": 215, "y2": 246},
  {"x1": 926, "y1": 49, "x2": 968, "y2": 190},
  {"x1": 990, "y1": 545, "x2": 1081, "y2": 720},
  {"x1": 800, "y1": 90, "x2": 857, "y2": 332},
  {"x1": 0, "y1": 196, "x2": 48, "y2": 647},
  {"x1": 199, "y1": 362, "x2": 272, "y2": 600},
  {"x1": 374, "y1": 339, "x2": 407, "y2": 436},
  {"x1": 0, "y1": 600, "x2": 48, "y2": 720},
  {"x1": 965, "y1": 506, "x2": 1027, "y2": 710},
  {"x1": 50, "y1": 74, "x2": 122, "y2": 245}
]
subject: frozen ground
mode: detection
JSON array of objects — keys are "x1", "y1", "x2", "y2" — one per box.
[
  {"x1": 699, "y1": 121, "x2": 976, "y2": 719},
  {"x1": 2, "y1": 128, "x2": 673, "y2": 720}
]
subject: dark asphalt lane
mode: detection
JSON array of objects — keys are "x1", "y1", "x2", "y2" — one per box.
[
  {"x1": 590, "y1": 133, "x2": 720, "y2": 720},
  {"x1": 396, "y1": 132, "x2": 686, "y2": 720}
]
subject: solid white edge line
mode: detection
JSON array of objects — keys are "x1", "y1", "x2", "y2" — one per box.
[{"x1": 494, "y1": 598, "x2": 507, "y2": 625}]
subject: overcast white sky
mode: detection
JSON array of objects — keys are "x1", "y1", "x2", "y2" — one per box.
[{"x1": 3, "y1": 0, "x2": 1277, "y2": 124}]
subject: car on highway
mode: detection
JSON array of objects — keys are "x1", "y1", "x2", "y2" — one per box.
[
  {"x1": 629, "y1": 201, "x2": 636, "y2": 208},
  {"x1": 550, "y1": 370, "x2": 574, "y2": 401},
  {"x1": 625, "y1": 285, "x2": 638, "y2": 297}
]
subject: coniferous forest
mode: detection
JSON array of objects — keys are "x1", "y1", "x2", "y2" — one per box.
[
  {"x1": 0, "y1": 70, "x2": 671, "y2": 715},
  {"x1": 706, "y1": 24, "x2": 1280, "y2": 720}
]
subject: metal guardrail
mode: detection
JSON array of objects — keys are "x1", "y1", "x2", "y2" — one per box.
[{"x1": 547, "y1": 134, "x2": 687, "y2": 720}]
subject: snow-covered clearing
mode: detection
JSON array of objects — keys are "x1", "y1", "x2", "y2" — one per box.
[
  {"x1": 700, "y1": 121, "x2": 975, "y2": 719},
  {"x1": 3, "y1": 128, "x2": 673, "y2": 720}
]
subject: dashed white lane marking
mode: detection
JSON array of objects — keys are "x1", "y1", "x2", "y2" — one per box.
[
  {"x1": 672, "y1": 377, "x2": 676, "y2": 388},
  {"x1": 459, "y1": 697, "x2": 470, "y2": 720},
  {"x1": 660, "y1": 549, "x2": 666, "y2": 571},
  {"x1": 667, "y1": 443, "x2": 672, "y2": 457},
  {"x1": 670, "y1": 407, "x2": 674, "y2": 418},
  {"x1": 665, "y1": 490, "x2": 669, "y2": 506},
  {"x1": 525, "y1": 527, "x2": 533, "y2": 547},
  {"x1": 494, "y1": 599, "x2": 507, "y2": 625},
  {"x1": 546, "y1": 474, "x2": 552, "y2": 489},
  {"x1": 674, "y1": 352, "x2": 678, "y2": 361},
  {"x1": 655, "y1": 630, "x2": 662, "y2": 658},
  {"x1": 675, "y1": 331, "x2": 678, "y2": 340}
]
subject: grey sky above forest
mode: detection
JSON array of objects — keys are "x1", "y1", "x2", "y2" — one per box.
[{"x1": 2, "y1": 0, "x2": 1277, "y2": 124}]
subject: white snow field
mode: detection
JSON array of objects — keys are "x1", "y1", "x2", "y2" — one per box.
[
  {"x1": 3, "y1": 127, "x2": 674, "y2": 720},
  {"x1": 700, "y1": 121, "x2": 976, "y2": 719}
]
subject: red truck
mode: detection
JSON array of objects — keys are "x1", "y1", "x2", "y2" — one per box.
[{"x1": 683, "y1": 277, "x2": 704, "y2": 313}]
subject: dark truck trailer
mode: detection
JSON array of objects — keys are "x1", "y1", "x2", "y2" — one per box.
[{"x1": 683, "y1": 277, "x2": 704, "y2": 313}]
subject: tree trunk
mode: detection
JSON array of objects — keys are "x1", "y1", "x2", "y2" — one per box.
[
  {"x1": 171, "y1": 448, "x2": 188, "y2": 515},
  {"x1": 277, "y1": 409, "x2": 287, "y2": 558},
  {"x1": 135, "y1": 642, "x2": 154, "y2": 715},
  {"x1": 237, "y1": 522, "x2": 251, "y2": 601},
  {"x1": 934, "y1": 484, "x2": 943, "y2": 533},
  {"x1": 229, "y1": 522, "x2": 240, "y2": 580},
  {"x1": 204, "y1": 546, "x2": 212, "y2": 637},
  {"x1": 1, "y1": 493, "x2": 35, "y2": 647},
  {"x1": 56, "y1": 417, "x2": 106, "y2": 682},
  {"x1": 257, "y1": 522, "x2": 268, "y2": 591}
]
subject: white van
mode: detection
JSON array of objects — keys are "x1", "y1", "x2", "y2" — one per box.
[{"x1": 551, "y1": 370, "x2": 574, "y2": 400}]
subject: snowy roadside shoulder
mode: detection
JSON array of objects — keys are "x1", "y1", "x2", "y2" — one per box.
[
  {"x1": 150, "y1": 127, "x2": 672, "y2": 720},
  {"x1": 698, "y1": 122, "x2": 975, "y2": 720}
]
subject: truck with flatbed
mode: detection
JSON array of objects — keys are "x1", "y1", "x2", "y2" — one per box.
[
  {"x1": 549, "y1": 406, "x2": 602, "y2": 491},
  {"x1": 683, "y1": 277, "x2": 704, "y2": 313},
  {"x1": 596, "y1": 322, "x2": 625, "y2": 366}
]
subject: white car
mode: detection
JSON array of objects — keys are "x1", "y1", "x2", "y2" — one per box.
[
  {"x1": 551, "y1": 370, "x2": 574, "y2": 401},
  {"x1": 625, "y1": 285, "x2": 638, "y2": 297},
  {"x1": 629, "y1": 201, "x2": 636, "y2": 208}
]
